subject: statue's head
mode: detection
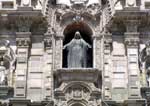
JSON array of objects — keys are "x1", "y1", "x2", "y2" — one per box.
[{"x1": 74, "y1": 31, "x2": 81, "y2": 39}]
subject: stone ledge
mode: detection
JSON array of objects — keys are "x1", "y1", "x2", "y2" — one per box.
[
  {"x1": 103, "y1": 99, "x2": 145, "y2": 106},
  {"x1": 55, "y1": 68, "x2": 101, "y2": 83},
  {"x1": 10, "y1": 98, "x2": 31, "y2": 104},
  {"x1": 124, "y1": 99, "x2": 146, "y2": 106},
  {"x1": 9, "y1": 99, "x2": 54, "y2": 106}
]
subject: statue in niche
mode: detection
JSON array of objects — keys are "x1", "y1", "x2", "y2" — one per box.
[{"x1": 63, "y1": 31, "x2": 91, "y2": 68}]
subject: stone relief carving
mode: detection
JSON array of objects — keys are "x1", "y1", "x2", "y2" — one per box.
[
  {"x1": 65, "y1": 85, "x2": 90, "y2": 101},
  {"x1": 55, "y1": 2, "x2": 101, "y2": 23}
]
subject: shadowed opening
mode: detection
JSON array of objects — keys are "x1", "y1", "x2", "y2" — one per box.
[{"x1": 63, "y1": 22, "x2": 93, "y2": 68}]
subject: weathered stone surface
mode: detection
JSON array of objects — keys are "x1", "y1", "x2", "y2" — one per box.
[{"x1": 0, "y1": 0, "x2": 150, "y2": 106}]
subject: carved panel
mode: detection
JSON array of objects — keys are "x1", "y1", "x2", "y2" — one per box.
[{"x1": 65, "y1": 85, "x2": 90, "y2": 101}]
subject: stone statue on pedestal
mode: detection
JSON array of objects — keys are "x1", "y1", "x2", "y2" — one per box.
[{"x1": 64, "y1": 31, "x2": 91, "y2": 68}]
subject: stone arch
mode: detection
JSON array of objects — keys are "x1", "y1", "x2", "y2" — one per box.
[
  {"x1": 62, "y1": 21, "x2": 93, "y2": 68},
  {"x1": 63, "y1": 21, "x2": 93, "y2": 45},
  {"x1": 63, "y1": 82, "x2": 92, "y2": 93},
  {"x1": 68, "y1": 100, "x2": 88, "y2": 106},
  {"x1": 63, "y1": 82, "x2": 91, "y2": 102}
]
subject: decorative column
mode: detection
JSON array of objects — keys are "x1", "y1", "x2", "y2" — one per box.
[
  {"x1": 15, "y1": 32, "x2": 31, "y2": 98},
  {"x1": 103, "y1": 33, "x2": 112, "y2": 100},
  {"x1": 43, "y1": 28, "x2": 55, "y2": 100},
  {"x1": 14, "y1": 15, "x2": 32, "y2": 98},
  {"x1": 124, "y1": 20, "x2": 141, "y2": 99},
  {"x1": 93, "y1": 34, "x2": 103, "y2": 69}
]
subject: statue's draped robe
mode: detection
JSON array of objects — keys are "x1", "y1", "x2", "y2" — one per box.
[{"x1": 64, "y1": 38, "x2": 91, "y2": 68}]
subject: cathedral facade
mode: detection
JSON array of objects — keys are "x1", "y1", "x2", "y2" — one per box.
[{"x1": 0, "y1": 0, "x2": 150, "y2": 106}]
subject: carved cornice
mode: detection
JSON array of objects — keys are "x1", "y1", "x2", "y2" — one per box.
[
  {"x1": 0, "y1": 8, "x2": 47, "y2": 33},
  {"x1": 107, "y1": 10, "x2": 147, "y2": 33}
]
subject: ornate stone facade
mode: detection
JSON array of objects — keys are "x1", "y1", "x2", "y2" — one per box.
[{"x1": 0, "y1": 0, "x2": 150, "y2": 106}]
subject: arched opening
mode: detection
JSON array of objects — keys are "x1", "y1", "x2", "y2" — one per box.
[
  {"x1": 63, "y1": 22, "x2": 93, "y2": 68},
  {"x1": 71, "y1": 103, "x2": 85, "y2": 106}
]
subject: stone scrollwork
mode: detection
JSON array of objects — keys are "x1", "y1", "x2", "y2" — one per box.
[
  {"x1": 0, "y1": 40, "x2": 16, "y2": 86},
  {"x1": 55, "y1": 3, "x2": 101, "y2": 24}
]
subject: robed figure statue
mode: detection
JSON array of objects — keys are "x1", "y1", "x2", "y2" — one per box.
[{"x1": 64, "y1": 31, "x2": 91, "y2": 68}]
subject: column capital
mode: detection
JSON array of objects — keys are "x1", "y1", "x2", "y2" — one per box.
[
  {"x1": 16, "y1": 32, "x2": 31, "y2": 47},
  {"x1": 124, "y1": 19, "x2": 140, "y2": 32},
  {"x1": 124, "y1": 32, "x2": 140, "y2": 47}
]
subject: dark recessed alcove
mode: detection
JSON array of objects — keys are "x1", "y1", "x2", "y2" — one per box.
[{"x1": 63, "y1": 22, "x2": 93, "y2": 68}]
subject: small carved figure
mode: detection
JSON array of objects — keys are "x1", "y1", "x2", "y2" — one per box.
[{"x1": 64, "y1": 31, "x2": 91, "y2": 68}]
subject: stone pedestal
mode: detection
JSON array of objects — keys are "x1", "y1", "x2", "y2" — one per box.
[
  {"x1": 10, "y1": 99, "x2": 31, "y2": 106},
  {"x1": 0, "y1": 86, "x2": 13, "y2": 99},
  {"x1": 124, "y1": 99, "x2": 145, "y2": 106},
  {"x1": 55, "y1": 68, "x2": 101, "y2": 83}
]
